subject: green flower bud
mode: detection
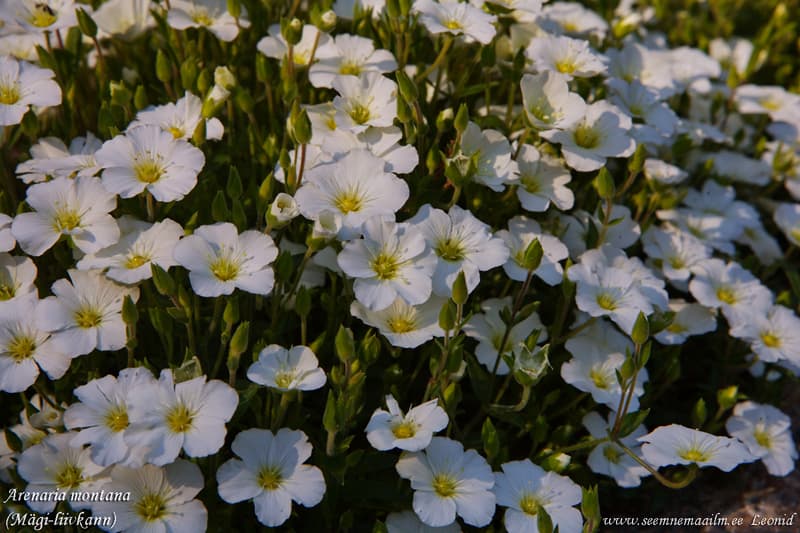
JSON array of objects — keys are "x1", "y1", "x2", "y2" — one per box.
[
  {"x1": 454, "y1": 103, "x2": 469, "y2": 135},
  {"x1": 76, "y1": 8, "x2": 97, "y2": 38},
  {"x1": 630, "y1": 312, "x2": 649, "y2": 345},
  {"x1": 335, "y1": 325, "x2": 356, "y2": 363},
  {"x1": 122, "y1": 295, "x2": 138, "y2": 326},
  {"x1": 593, "y1": 167, "x2": 615, "y2": 200},
  {"x1": 156, "y1": 49, "x2": 171, "y2": 83},
  {"x1": 438, "y1": 300, "x2": 457, "y2": 331},
  {"x1": 396, "y1": 70, "x2": 418, "y2": 103},
  {"x1": 150, "y1": 264, "x2": 176, "y2": 296},
  {"x1": 451, "y1": 271, "x2": 468, "y2": 305},
  {"x1": 281, "y1": 17, "x2": 303, "y2": 46},
  {"x1": 521, "y1": 238, "x2": 543, "y2": 271}
]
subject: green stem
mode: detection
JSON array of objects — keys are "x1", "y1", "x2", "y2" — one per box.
[
  {"x1": 271, "y1": 392, "x2": 292, "y2": 431},
  {"x1": 615, "y1": 440, "x2": 698, "y2": 489},
  {"x1": 416, "y1": 36, "x2": 453, "y2": 83}
]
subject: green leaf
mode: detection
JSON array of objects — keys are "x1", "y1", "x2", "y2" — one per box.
[
  {"x1": 617, "y1": 409, "x2": 650, "y2": 438},
  {"x1": 211, "y1": 190, "x2": 229, "y2": 221},
  {"x1": 335, "y1": 325, "x2": 356, "y2": 363},
  {"x1": 481, "y1": 418, "x2": 500, "y2": 461},
  {"x1": 691, "y1": 398, "x2": 707, "y2": 428},
  {"x1": 226, "y1": 166, "x2": 243, "y2": 199}
]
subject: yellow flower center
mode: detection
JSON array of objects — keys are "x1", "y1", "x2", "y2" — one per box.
[
  {"x1": 134, "y1": 158, "x2": 164, "y2": 184},
  {"x1": 294, "y1": 51, "x2": 310, "y2": 66},
  {"x1": 431, "y1": 474, "x2": 458, "y2": 498},
  {"x1": 168, "y1": 126, "x2": 185, "y2": 139},
  {"x1": 8, "y1": 335, "x2": 36, "y2": 361},
  {"x1": 521, "y1": 175, "x2": 541, "y2": 194},
  {"x1": 192, "y1": 10, "x2": 214, "y2": 26},
  {"x1": 165, "y1": 403, "x2": 194, "y2": 433},
  {"x1": 125, "y1": 253, "x2": 150, "y2": 269},
  {"x1": 74, "y1": 307, "x2": 103, "y2": 329},
  {"x1": 104, "y1": 404, "x2": 130, "y2": 433},
  {"x1": 679, "y1": 447, "x2": 709, "y2": 462},
  {"x1": 562, "y1": 21, "x2": 579, "y2": 32},
  {"x1": 392, "y1": 421, "x2": 417, "y2": 439},
  {"x1": 753, "y1": 427, "x2": 772, "y2": 449},
  {"x1": 555, "y1": 58, "x2": 578, "y2": 74},
  {"x1": 339, "y1": 61, "x2": 362, "y2": 76},
  {"x1": 257, "y1": 465, "x2": 283, "y2": 491},
  {"x1": 135, "y1": 493, "x2": 167, "y2": 522},
  {"x1": 371, "y1": 252, "x2": 400, "y2": 281},
  {"x1": 716, "y1": 286, "x2": 738, "y2": 305},
  {"x1": 666, "y1": 322, "x2": 686, "y2": 333},
  {"x1": 0, "y1": 283, "x2": 15, "y2": 301},
  {"x1": 325, "y1": 116, "x2": 337, "y2": 130},
  {"x1": 0, "y1": 83, "x2": 21, "y2": 105},
  {"x1": 274, "y1": 371, "x2": 295, "y2": 389},
  {"x1": 52, "y1": 208, "x2": 82, "y2": 232},
  {"x1": 209, "y1": 256, "x2": 240, "y2": 282},
  {"x1": 29, "y1": 3, "x2": 58, "y2": 28},
  {"x1": 590, "y1": 367, "x2": 610, "y2": 390},
  {"x1": 435, "y1": 238, "x2": 466, "y2": 262},
  {"x1": 573, "y1": 124, "x2": 601, "y2": 149},
  {"x1": 519, "y1": 494, "x2": 541, "y2": 516},
  {"x1": 444, "y1": 19, "x2": 462, "y2": 30},
  {"x1": 596, "y1": 292, "x2": 617, "y2": 311},
  {"x1": 760, "y1": 331, "x2": 781, "y2": 348},
  {"x1": 668, "y1": 256, "x2": 685, "y2": 269},
  {"x1": 759, "y1": 97, "x2": 781, "y2": 112},
  {"x1": 55, "y1": 464, "x2": 83, "y2": 489},
  {"x1": 348, "y1": 103, "x2": 371, "y2": 125},
  {"x1": 603, "y1": 444, "x2": 623, "y2": 464},
  {"x1": 333, "y1": 190, "x2": 363, "y2": 214},
  {"x1": 387, "y1": 315, "x2": 416, "y2": 333},
  {"x1": 790, "y1": 228, "x2": 800, "y2": 243}
]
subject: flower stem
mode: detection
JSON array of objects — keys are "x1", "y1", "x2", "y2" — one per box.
[
  {"x1": 416, "y1": 36, "x2": 453, "y2": 83},
  {"x1": 615, "y1": 439, "x2": 698, "y2": 489}
]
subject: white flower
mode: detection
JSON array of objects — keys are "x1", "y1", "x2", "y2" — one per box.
[
  {"x1": 494, "y1": 459, "x2": 582, "y2": 533},
  {"x1": 92, "y1": 0, "x2": 155, "y2": 41},
  {"x1": 498, "y1": 215, "x2": 569, "y2": 285},
  {"x1": 126, "y1": 369, "x2": 238, "y2": 465},
  {"x1": 542, "y1": 101, "x2": 636, "y2": 172},
  {"x1": 774, "y1": 202, "x2": 800, "y2": 246},
  {"x1": 11, "y1": 176, "x2": 119, "y2": 257},
  {"x1": 638, "y1": 424, "x2": 756, "y2": 472},
  {"x1": 310, "y1": 34, "x2": 397, "y2": 88},
  {"x1": 338, "y1": 218, "x2": 434, "y2": 311},
  {"x1": 526, "y1": 33, "x2": 607, "y2": 79},
  {"x1": 386, "y1": 510, "x2": 461, "y2": 533},
  {"x1": 173, "y1": 222, "x2": 278, "y2": 297},
  {"x1": 519, "y1": 71, "x2": 586, "y2": 131},
  {"x1": 268, "y1": 193, "x2": 300, "y2": 225},
  {"x1": 726, "y1": 401, "x2": 798, "y2": 477},
  {"x1": 463, "y1": 297, "x2": 546, "y2": 375},
  {"x1": 16, "y1": 133, "x2": 103, "y2": 183},
  {"x1": 351, "y1": 296, "x2": 445, "y2": 348},
  {"x1": 688, "y1": 258, "x2": 773, "y2": 326},
  {"x1": 130, "y1": 91, "x2": 224, "y2": 141},
  {"x1": 729, "y1": 305, "x2": 800, "y2": 365},
  {"x1": 16, "y1": 432, "x2": 106, "y2": 513},
  {"x1": 0, "y1": 214, "x2": 14, "y2": 252},
  {"x1": 366, "y1": 395, "x2": 448, "y2": 451},
  {"x1": 568, "y1": 252, "x2": 654, "y2": 335},
  {"x1": 734, "y1": 84, "x2": 800, "y2": 123},
  {"x1": 257, "y1": 23, "x2": 332, "y2": 67},
  {"x1": 607, "y1": 79, "x2": 679, "y2": 143},
  {"x1": 653, "y1": 300, "x2": 717, "y2": 345},
  {"x1": 459, "y1": 121, "x2": 518, "y2": 192},
  {"x1": 332, "y1": 72, "x2": 398, "y2": 133},
  {"x1": 515, "y1": 144, "x2": 574, "y2": 212},
  {"x1": 92, "y1": 460, "x2": 207, "y2": 533},
  {"x1": 642, "y1": 225, "x2": 711, "y2": 282},
  {"x1": 216, "y1": 428, "x2": 326, "y2": 528},
  {"x1": 295, "y1": 149, "x2": 410, "y2": 240},
  {"x1": 95, "y1": 125, "x2": 205, "y2": 202},
  {"x1": 36, "y1": 269, "x2": 139, "y2": 357},
  {"x1": 0, "y1": 293, "x2": 69, "y2": 393},
  {"x1": 0, "y1": 253, "x2": 37, "y2": 307},
  {"x1": 410, "y1": 204, "x2": 509, "y2": 297},
  {"x1": 246, "y1": 344, "x2": 326, "y2": 392},
  {"x1": 709, "y1": 150, "x2": 772, "y2": 187},
  {"x1": 562, "y1": 318, "x2": 646, "y2": 409},
  {"x1": 168, "y1": 0, "x2": 249, "y2": 42},
  {"x1": 8, "y1": 0, "x2": 78, "y2": 33},
  {"x1": 539, "y1": 1, "x2": 608, "y2": 38},
  {"x1": 396, "y1": 436, "x2": 496, "y2": 528},
  {"x1": 643, "y1": 159, "x2": 688, "y2": 185},
  {"x1": 583, "y1": 411, "x2": 650, "y2": 488},
  {"x1": 77, "y1": 217, "x2": 184, "y2": 285},
  {"x1": 63, "y1": 367, "x2": 156, "y2": 467},
  {"x1": 0, "y1": 55, "x2": 60, "y2": 126},
  {"x1": 320, "y1": 125, "x2": 420, "y2": 175},
  {"x1": 413, "y1": 0, "x2": 497, "y2": 45}
]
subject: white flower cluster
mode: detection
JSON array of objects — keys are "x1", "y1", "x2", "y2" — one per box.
[{"x1": 1, "y1": 0, "x2": 799, "y2": 530}]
